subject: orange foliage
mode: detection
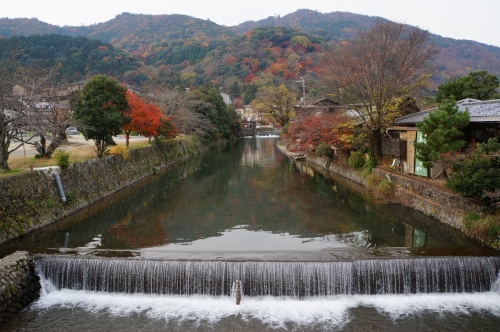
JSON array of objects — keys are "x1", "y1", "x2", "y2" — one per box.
[
  {"x1": 124, "y1": 91, "x2": 161, "y2": 139},
  {"x1": 222, "y1": 54, "x2": 237, "y2": 66},
  {"x1": 243, "y1": 73, "x2": 256, "y2": 83}
]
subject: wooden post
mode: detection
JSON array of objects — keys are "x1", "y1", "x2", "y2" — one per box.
[{"x1": 234, "y1": 280, "x2": 241, "y2": 305}]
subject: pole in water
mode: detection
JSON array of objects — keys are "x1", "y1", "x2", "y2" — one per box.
[{"x1": 234, "y1": 280, "x2": 241, "y2": 305}]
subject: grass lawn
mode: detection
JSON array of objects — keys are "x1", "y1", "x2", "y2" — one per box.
[{"x1": 1, "y1": 140, "x2": 153, "y2": 179}]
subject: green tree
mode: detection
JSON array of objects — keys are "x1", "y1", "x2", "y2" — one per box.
[
  {"x1": 435, "y1": 77, "x2": 467, "y2": 102},
  {"x1": 290, "y1": 36, "x2": 311, "y2": 48},
  {"x1": 461, "y1": 70, "x2": 500, "y2": 100},
  {"x1": 72, "y1": 75, "x2": 130, "y2": 157},
  {"x1": 436, "y1": 71, "x2": 500, "y2": 102},
  {"x1": 191, "y1": 85, "x2": 241, "y2": 139},
  {"x1": 415, "y1": 99, "x2": 470, "y2": 176}
]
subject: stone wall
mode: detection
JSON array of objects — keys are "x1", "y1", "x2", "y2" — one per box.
[
  {"x1": 0, "y1": 251, "x2": 39, "y2": 323},
  {"x1": 306, "y1": 154, "x2": 367, "y2": 186},
  {"x1": 278, "y1": 145, "x2": 487, "y2": 242},
  {"x1": 372, "y1": 168, "x2": 487, "y2": 233},
  {"x1": 0, "y1": 140, "x2": 204, "y2": 244}
]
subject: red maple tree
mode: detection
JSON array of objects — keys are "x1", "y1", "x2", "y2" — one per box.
[
  {"x1": 286, "y1": 112, "x2": 352, "y2": 154},
  {"x1": 124, "y1": 91, "x2": 161, "y2": 146}
]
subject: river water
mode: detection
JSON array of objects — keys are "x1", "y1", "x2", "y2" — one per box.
[{"x1": 1, "y1": 137, "x2": 500, "y2": 331}]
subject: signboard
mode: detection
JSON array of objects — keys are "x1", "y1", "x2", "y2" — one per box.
[{"x1": 414, "y1": 131, "x2": 428, "y2": 177}]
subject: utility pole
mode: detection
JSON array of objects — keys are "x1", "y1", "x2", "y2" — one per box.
[{"x1": 296, "y1": 77, "x2": 306, "y2": 105}]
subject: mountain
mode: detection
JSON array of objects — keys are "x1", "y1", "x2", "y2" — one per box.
[
  {"x1": 232, "y1": 9, "x2": 500, "y2": 87},
  {"x1": 233, "y1": 9, "x2": 376, "y2": 41},
  {"x1": 1, "y1": 9, "x2": 499, "y2": 97},
  {"x1": 0, "y1": 34, "x2": 140, "y2": 83},
  {"x1": 0, "y1": 13, "x2": 235, "y2": 59}
]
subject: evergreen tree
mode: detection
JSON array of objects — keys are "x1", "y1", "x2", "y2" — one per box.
[
  {"x1": 462, "y1": 71, "x2": 500, "y2": 100},
  {"x1": 436, "y1": 71, "x2": 500, "y2": 102},
  {"x1": 415, "y1": 99, "x2": 470, "y2": 176},
  {"x1": 72, "y1": 75, "x2": 130, "y2": 157}
]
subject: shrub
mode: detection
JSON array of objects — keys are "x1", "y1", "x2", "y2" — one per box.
[
  {"x1": 446, "y1": 142, "x2": 500, "y2": 203},
  {"x1": 464, "y1": 213, "x2": 500, "y2": 248},
  {"x1": 362, "y1": 154, "x2": 377, "y2": 176},
  {"x1": 316, "y1": 142, "x2": 334, "y2": 159},
  {"x1": 366, "y1": 173, "x2": 385, "y2": 189},
  {"x1": 53, "y1": 150, "x2": 71, "y2": 168},
  {"x1": 348, "y1": 151, "x2": 365, "y2": 169},
  {"x1": 376, "y1": 180, "x2": 394, "y2": 198},
  {"x1": 105, "y1": 145, "x2": 129, "y2": 160}
]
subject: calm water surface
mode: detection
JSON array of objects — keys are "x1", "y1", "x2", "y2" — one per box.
[
  {"x1": 0, "y1": 137, "x2": 489, "y2": 259},
  {"x1": 2, "y1": 137, "x2": 499, "y2": 331}
]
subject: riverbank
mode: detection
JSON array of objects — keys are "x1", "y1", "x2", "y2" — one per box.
[
  {"x1": 277, "y1": 144, "x2": 495, "y2": 249},
  {"x1": 0, "y1": 138, "x2": 218, "y2": 245}
]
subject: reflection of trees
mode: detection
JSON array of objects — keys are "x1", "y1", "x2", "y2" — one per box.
[{"x1": 1, "y1": 138, "x2": 480, "y2": 254}]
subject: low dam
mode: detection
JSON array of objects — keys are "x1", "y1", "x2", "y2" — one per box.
[
  {"x1": 36, "y1": 256, "x2": 500, "y2": 296},
  {"x1": 2, "y1": 138, "x2": 500, "y2": 331}
]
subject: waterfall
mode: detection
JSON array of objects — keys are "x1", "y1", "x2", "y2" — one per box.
[{"x1": 35, "y1": 256, "x2": 500, "y2": 297}]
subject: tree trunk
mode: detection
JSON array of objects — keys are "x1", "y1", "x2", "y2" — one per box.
[
  {"x1": 0, "y1": 137, "x2": 11, "y2": 171},
  {"x1": 44, "y1": 132, "x2": 67, "y2": 158},
  {"x1": 96, "y1": 139, "x2": 105, "y2": 158},
  {"x1": 0, "y1": 150, "x2": 9, "y2": 171},
  {"x1": 371, "y1": 131, "x2": 383, "y2": 161},
  {"x1": 125, "y1": 131, "x2": 130, "y2": 147}
]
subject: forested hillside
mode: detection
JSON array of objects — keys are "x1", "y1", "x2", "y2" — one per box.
[
  {"x1": 0, "y1": 34, "x2": 140, "y2": 83},
  {"x1": 1, "y1": 9, "x2": 499, "y2": 98},
  {"x1": 233, "y1": 9, "x2": 500, "y2": 86}
]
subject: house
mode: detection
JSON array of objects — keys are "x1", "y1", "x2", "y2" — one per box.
[
  {"x1": 384, "y1": 98, "x2": 500, "y2": 176},
  {"x1": 293, "y1": 97, "x2": 341, "y2": 120},
  {"x1": 57, "y1": 80, "x2": 87, "y2": 97}
]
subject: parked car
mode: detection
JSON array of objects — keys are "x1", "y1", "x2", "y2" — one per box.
[{"x1": 65, "y1": 127, "x2": 79, "y2": 135}]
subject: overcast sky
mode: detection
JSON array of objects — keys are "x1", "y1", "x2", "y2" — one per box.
[{"x1": 2, "y1": 0, "x2": 499, "y2": 47}]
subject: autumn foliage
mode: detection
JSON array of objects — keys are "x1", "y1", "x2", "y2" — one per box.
[
  {"x1": 124, "y1": 90, "x2": 162, "y2": 146},
  {"x1": 156, "y1": 116, "x2": 178, "y2": 140},
  {"x1": 286, "y1": 112, "x2": 352, "y2": 154}
]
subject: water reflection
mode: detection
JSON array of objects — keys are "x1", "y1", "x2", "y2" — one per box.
[{"x1": 0, "y1": 137, "x2": 490, "y2": 257}]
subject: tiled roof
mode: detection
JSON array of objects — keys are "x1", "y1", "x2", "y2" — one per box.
[{"x1": 394, "y1": 99, "x2": 500, "y2": 124}]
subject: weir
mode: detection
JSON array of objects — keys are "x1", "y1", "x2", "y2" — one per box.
[{"x1": 35, "y1": 256, "x2": 500, "y2": 297}]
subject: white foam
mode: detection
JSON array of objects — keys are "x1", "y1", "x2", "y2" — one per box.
[{"x1": 34, "y1": 279, "x2": 500, "y2": 329}]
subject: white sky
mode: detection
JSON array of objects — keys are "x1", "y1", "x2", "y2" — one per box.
[{"x1": 1, "y1": 0, "x2": 499, "y2": 47}]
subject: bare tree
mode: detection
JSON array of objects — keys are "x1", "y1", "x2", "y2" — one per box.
[
  {"x1": 323, "y1": 21, "x2": 439, "y2": 158},
  {"x1": 26, "y1": 96, "x2": 74, "y2": 158},
  {"x1": 0, "y1": 45, "x2": 60, "y2": 170},
  {"x1": 147, "y1": 88, "x2": 217, "y2": 139}
]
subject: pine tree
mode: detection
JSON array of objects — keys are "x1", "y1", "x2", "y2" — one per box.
[{"x1": 415, "y1": 99, "x2": 470, "y2": 176}]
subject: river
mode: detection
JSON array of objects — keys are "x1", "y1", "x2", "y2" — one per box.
[{"x1": 1, "y1": 137, "x2": 499, "y2": 331}]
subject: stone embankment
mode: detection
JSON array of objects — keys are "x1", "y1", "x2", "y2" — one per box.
[
  {"x1": 0, "y1": 140, "x2": 205, "y2": 244},
  {"x1": 278, "y1": 144, "x2": 487, "y2": 242},
  {"x1": 0, "y1": 251, "x2": 39, "y2": 323}
]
